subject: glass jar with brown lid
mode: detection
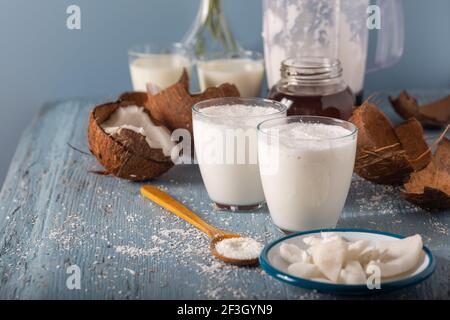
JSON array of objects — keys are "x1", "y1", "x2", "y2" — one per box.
[{"x1": 268, "y1": 57, "x2": 354, "y2": 120}]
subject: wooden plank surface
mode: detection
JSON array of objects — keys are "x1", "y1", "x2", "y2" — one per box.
[{"x1": 0, "y1": 91, "x2": 449, "y2": 299}]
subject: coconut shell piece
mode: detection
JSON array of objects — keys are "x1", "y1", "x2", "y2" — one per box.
[
  {"x1": 350, "y1": 102, "x2": 413, "y2": 184},
  {"x1": 402, "y1": 138, "x2": 450, "y2": 209},
  {"x1": 119, "y1": 92, "x2": 149, "y2": 107},
  {"x1": 145, "y1": 71, "x2": 240, "y2": 135},
  {"x1": 389, "y1": 91, "x2": 450, "y2": 128},
  {"x1": 88, "y1": 101, "x2": 173, "y2": 181},
  {"x1": 394, "y1": 118, "x2": 431, "y2": 171}
]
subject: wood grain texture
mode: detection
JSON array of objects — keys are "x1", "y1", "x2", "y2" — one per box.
[{"x1": 0, "y1": 91, "x2": 449, "y2": 300}]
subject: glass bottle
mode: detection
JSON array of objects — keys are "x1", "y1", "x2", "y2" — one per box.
[
  {"x1": 182, "y1": 0, "x2": 240, "y2": 57},
  {"x1": 182, "y1": 0, "x2": 265, "y2": 97},
  {"x1": 268, "y1": 57, "x2": 355, "y2": 120}
]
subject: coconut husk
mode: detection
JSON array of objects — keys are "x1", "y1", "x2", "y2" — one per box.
[
  {"x1": 145, "y1": 70, "x2": 240, "y2": 135},
  {"x1": 119, "y1": 92, "x2": 148, "y2": 106},
  {"x1": 88, "y1": 101, "x2": 173, "y2": 181},
  {"x1": 350, "y1": 101, "x2": 413, "y2": 184},
  {"x1": 402, "y1": 137, "x2": 450, "y2": 209},
  {"x1": 389, "y1": 91, "x2": 450, "y2": 128},
  {"x1": 394, "y1": 118, "x2": 431, "y2": 171}
]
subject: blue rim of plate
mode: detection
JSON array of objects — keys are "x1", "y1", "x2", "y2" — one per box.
[{"x1": 259, "y1": 228, "x2": 436, "y2": 295}]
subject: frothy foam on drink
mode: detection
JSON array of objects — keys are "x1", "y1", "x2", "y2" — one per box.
[
  {"x1": 199, "y1": 104, "x2": 280, "y2": 127},
  {"x1": 266, "y1": 123, "x2": 353, "y2": 152},
  {"x1": 278, "y1": 123, "x2": 352, "y2": 140},
  {"x1": 200, "y1": 104, "x2": 279, "y2": 117}
]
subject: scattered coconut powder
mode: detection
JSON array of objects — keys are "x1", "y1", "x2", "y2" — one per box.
[
  {"x1": 215, "y1": 237, "x2": 263, "y2": 260},
  {"x1": 114, "y1": 245, "x2": 160, "y2": 258}
]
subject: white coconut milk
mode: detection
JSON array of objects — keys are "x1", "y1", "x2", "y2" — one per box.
[
  {"x1": 258, "y1": 122, "x2": 356, "y2": 232},
  {"x1": 197, "y1": 59, "x2": 264, "y2": 97},
  {"x1": 193, "y1": 103, "x2": 285, "y2": 209},
  {"x1": 130, "y1": 54, "x2": 191, "y2": 92}
]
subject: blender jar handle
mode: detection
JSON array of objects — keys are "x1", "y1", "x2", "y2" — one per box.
[{"x1": 366, "y1": 0, "x2": 404, "y2": 73}]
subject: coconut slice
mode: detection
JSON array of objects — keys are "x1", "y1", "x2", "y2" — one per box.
[
  {"x1": 279, "y1": 243, "x2": 310, "y2": 264},
  {"x1": 350, "y1": 101, "x2": 430, "y2": 184},
  {"x1": 310, "y1": 239, "x2": 347, "y2": 283},
  {"x1": 367, "y1": 235, "x2": 423, "y2": 278},
  {"x1": 402, "y1": 138, "x2": 450, "y2": 209},
  {"x1": 375, "y1": 235, "x2": 422, "y2": 260},
  {"x1": 339, "y1": 261, "x2": 367, "y2": 284},
  {"x1": 145, "y1": 70, "x2": 240, "y2": 135},
  {"x1": 88, "y1": 101, "x2": 174, "y2": 181},
  {"x1": 303, "y1": 233, "x2": 341, "y2": 247},
  {"x1": 302, "y1": 236, "x2": 323, "y2": 247},
  {"x1": 287, "y1": 262, "x2": 322, "y2": 279},
  {"x1": 389, "y1": 91, "x2": 450, "y2": 128},
  {"x1": 347, "y1": 240, "x2": 371, "y2": 261}
]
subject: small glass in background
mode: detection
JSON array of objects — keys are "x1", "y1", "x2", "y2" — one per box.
[
  {"x1": 128, "y1": 43, "x2": 192, "y2": 92},
  {"x1": 196, "y1": 51, "x2": 265, "y2": 97}
]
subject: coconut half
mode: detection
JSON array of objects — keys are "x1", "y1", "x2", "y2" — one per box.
[
  {"x1": 88, "y1": 101, "x2": 174, "y2": 181},
  {"x1": 349, "y1": 102, "x2": 431, "y2": 184},
  {"x1": 88, "y1": 72, "x2": 240, "y2": 180},
  {"x1": 402, "y1": 138, "x2": 450, "y2": 209}
]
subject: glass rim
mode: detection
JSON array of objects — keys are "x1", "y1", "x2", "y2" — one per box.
[
  {"x1": 282, "y1": 56, "x2": 341, "y2": 69},
  {"x1": 196, "y1": 50, "x2": 263, "y2": 62},
  {"x1": 281, "y1": 56, "x2": 343, "y2": 81},
  {"x1": 128, "y1": 42, "x2": 189, "y2": 57},
  {"x1": 192, "y1": 97, "x2": 287, "y2": 120},
  {"x1": 257, "y1": 115, "x2": 358, "y2": 141}
]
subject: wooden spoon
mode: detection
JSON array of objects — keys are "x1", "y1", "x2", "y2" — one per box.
[{"x1": 140, "y1": 185, "x2": 260, "y2": 266}]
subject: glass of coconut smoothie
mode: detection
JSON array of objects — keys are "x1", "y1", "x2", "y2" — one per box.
[
  {"x1": 258, "y1": 116, "x2": 357, "y2": 232},
  {"x1": 193, "y1": 97, "x2": 287, "y2": 211}
]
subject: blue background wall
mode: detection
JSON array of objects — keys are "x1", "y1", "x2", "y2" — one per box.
[{"x1": 0, "y1": 0, "x2": 449, "y2": 186}]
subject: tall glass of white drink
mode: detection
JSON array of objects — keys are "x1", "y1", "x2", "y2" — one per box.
[
  {"x1": 193, "y1": 97, "x2": 287, "y2": 211},
  {"x1": 258, "y1": 116, "x2": 357, "y2": 232}
]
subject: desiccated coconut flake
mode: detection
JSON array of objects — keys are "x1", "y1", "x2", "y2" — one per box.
[{"x1": 215, "y1": 237, "x2": 263, "y2": 260}]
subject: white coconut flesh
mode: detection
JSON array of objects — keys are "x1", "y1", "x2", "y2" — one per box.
[
  {"x1": 278, "y1": 234, "x2": 424, "y2": 284},
  {"x1": 101, "y1": 105, "x2": 174, "y2": 157}
]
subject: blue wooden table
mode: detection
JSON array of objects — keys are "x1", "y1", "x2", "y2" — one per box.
[{"x1": 0, "y1": 91, "x2": 449, "y2": 299}]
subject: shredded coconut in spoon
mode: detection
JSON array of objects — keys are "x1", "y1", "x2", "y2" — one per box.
[{"x1": 215, "y1": 237, "x2": 263, "y2": 260}]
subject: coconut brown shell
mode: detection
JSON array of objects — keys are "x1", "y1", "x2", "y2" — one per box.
[
  {"x1": 145, "y1": 70, "x2": 240, "y2": 135},
  {"x1": 389, "y1": 91, "x2": 450, "y2": 128},
  {"x1": 402, "y1": 138, "x2": 450, "y2": 209},
  {"x1": 88, "y1": 101, "x2": 173, "y2": 181},
  {"x1": 119, "y1": 92, "x2": 149, "y2": 107},
  {"x1": 350, "y1": 102, "x2": 413, "y2": 184},
  {"x1": 394, "y1": 118, "x2": 431, "y2": 171}
]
